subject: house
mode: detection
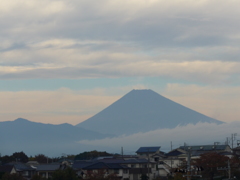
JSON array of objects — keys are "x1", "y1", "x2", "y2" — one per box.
[
  {"x1": 73, "y1": 155, "x2": 163, "y2": 180},
  {"x1": 73, "y1": 160, "x2": 129, "y2": 179},
  {"x1": 83, "y1": 162, "x2": 129, "y2": 179},
  {"x1": 135, "y1": 146, "x2": 170, "y2": 178},
  {"x1": 162, "y1": 144, "x2": 233, "y2": 175},
  {"x1": 178, "y1": 145, "x2": 232, "y2": 159},
  {"x1": 36, "y1": 164, "x2": 61, "y2": 179},
  {"x1": 6, "y1": 162, "x2": 35, "y2": 179},
  {"x1": 232, "y1": 146, "x2": 240, "y2": 157},
  {"x1": 136, "y1": 147, "x2": 162, "y2": 158},
  {"x1": 0, "y1": 165, "x2": 17, "y2": 177}
]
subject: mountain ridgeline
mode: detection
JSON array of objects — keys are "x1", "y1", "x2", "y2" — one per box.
[
  {"x1": 1, "y1": 89, "x2": 223, "y2": 156},
  {"x1": 0, "y1": 118, "x2": 111, "y2": 156},
  {"x1": 76, "y1": 89, "x2": 223, "y2": 135}
]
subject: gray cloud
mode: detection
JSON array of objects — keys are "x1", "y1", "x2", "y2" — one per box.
[{"x1": 1, "y1": 0, "x2": 240, "y2": 83}]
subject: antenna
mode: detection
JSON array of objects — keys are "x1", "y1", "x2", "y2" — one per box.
[
  {"x1": 121, "y1": 147, "x2": 123, "y2": 159},
  {"x1": 214, "y1": 142, "x2": 220, "y2": 145}
]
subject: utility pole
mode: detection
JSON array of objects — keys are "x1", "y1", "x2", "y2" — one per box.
[
  {"x1": 171, "y1": 141, "x2": 173, "y2": 172},
  {"x1": 148, "y1": 148, "x2": 150, "y2": 179},
  {"x1": 183, "y1": 147, "x2": 202, "y2": 180},
  {"x1": 228, "y1": 159, "x2": 231, "y2": 179},
  {"x1": 217, "y1": 159, "x2": 231, "y2": 179},
  {"x1": 121, "y1": 147, "x2": 123, "y2": 159},
  {"x1": 187, "y1": 150, "x2": 191, "y2": 180},
  {"x1": 231, "y1": 133, "x2": 237, "y2": 149}
]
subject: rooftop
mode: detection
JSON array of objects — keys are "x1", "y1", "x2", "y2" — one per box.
[
  {"x1": 136, "y1": 146, "x2": 161, "y2": 154},
  {"x1": 179, "y1": 145, "x2": 229, "y2": 151}
]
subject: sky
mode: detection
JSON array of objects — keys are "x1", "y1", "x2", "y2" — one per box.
[{"x1": 1, "y1": 0, "x2": 240, "y2": 125}]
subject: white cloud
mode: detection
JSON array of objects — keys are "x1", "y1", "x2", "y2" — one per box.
[
  {"x1": 78, "y1": 122, "x2": 240, "y2": 153},
  {"x1": 1, "y1": 57, "x2": 239, "y2": 85}
]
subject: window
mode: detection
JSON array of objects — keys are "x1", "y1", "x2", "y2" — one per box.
[
  {"x1": 123, "y1": 169, "x2": 128, "y2": 174},
  {"x1": 114, "y1": 169, "x2": 119, "y2": 174}
]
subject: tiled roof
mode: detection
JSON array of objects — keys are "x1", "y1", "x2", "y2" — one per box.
[
  {"x1": 6, "y1": 162, "x2": 34, "y2": 171},
  {"x1": 83, "y1": 162, "x2": 128, "y2": 170},
  {"x1": 124, "y1": 159, "x2": 149, "y2": 164},
  {"x1": 72, "y1": 161, "x2": 94, "y2": 169},
  {"x1": 36, "y1": 164, "x2": 60, "y2": 171},
  {"x1": 73, "y1": 158, "x2": 149, "y2": 170},
  {"x1": 179, "y1": 145, "x2": 229, "y2": 151},
  {"x1": 165, "y1": 150, "x2": 183, "y2": 157},
  {"x1": 136, "y1": 147, "x2": 161, "y2": 153}
]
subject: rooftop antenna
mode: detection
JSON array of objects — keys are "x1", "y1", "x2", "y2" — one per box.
[
  {"x1": 214, "y1": 142, "x2": 220, "y2": 145},
  {"x1": 121, "y1": 147, "x2": 123, "y2": 159}
]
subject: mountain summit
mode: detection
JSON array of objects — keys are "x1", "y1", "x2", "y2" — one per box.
[{"x1": 76, "y1": 89, "x2": 223, "y2": 135}]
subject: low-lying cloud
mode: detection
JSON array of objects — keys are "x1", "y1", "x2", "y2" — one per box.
[{"x1": 78, "y1": 122, "x2": 240, "y2": 154}]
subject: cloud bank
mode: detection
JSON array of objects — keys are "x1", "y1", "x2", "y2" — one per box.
[{"x1": 78, "y1": 122, "x2": 240, "y2": 154}]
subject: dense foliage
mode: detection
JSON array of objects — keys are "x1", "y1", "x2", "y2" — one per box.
[
  {"x1": 0, "y1": 152, "x2": 28, "y2": 164},
  {"x1": 194, "y1": 152, "x2": 229, "y2": 180},
  {"x1": 75, "y1": 150, "x2": 112, "y2": 160},
  {"x1": 85, "y1": 169, "x2": 119, "y2": 180},
  {"x1": 51, "y1": 167, "x2": 78, "y2": 180},
  {"x1": 1, "y1": 172, "x2": 26, "y2": 180}
]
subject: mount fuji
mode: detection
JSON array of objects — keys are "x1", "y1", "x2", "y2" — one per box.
[{"x1": 76, "y1": 89, "x2": 223, "y2": 135}]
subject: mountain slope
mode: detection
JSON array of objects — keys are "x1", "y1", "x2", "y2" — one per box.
[
  {"x1": 0, "y1": 118, "x2": 112, "y2": 156},
  {"x1": 76, "y1": 89, "x2": 223, "y2": 135}
]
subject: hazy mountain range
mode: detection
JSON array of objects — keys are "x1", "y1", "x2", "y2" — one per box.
[
  {"x1": 0, "y1": 89, "x2": 223, "y2": 156},
  {"x1": 0, "y1": 118, "x2": 111, "y2": 156}
]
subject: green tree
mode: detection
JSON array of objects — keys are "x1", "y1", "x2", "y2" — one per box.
[
  {"x1": 34, "y1": 154, "x2": 49, "y2": 164},
  {"x1": 0, "y1": 155, "x2": 12, "y2": 164},
  {"x1": 1, "y1": 173, "x2": 26, "y2": 180},
  {"x1": 172, "y1": 173, "x2": 186, "y2": 180},
  {"x1": 85, "y1": 169, "x2": 119, "y2": 180},
  {"x1": 51, "y1": 167, "x2": 78, "y2": 180},
  {"x1": 85, "y1": 169, "x2": 106, "y2": 180},
  {"x1": 30, "y1": 174, "x2": 47, "y2": 180},
  {"x1": 141, "y1": 174, "x2": 149, "y2": 180},
  {"x1": 12, "y1": 151, "x2": 29, "y2": 163},
  {"x1": 153, "y1": 177, "x2": 163, "y2": 180}
]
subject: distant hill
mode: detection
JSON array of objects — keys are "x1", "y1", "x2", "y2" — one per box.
[
  {"x1": 76, "y1": 89, "x2": 223, "y2": 135},
  {"x1": 0, "y1": 118, "x2": 111, "y2": 156}
]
